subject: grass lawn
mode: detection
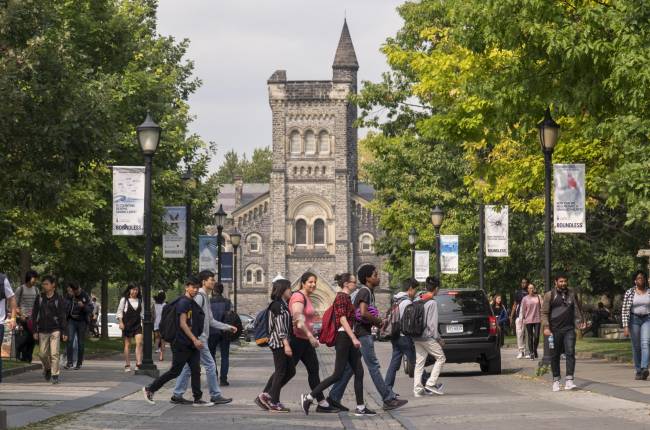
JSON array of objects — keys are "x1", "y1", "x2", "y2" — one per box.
[
  {"x1": 1, "y1": 358, "x2": 34, "y2": 371},
  {"x1": 31, "y1": 337, "x2": 125, "y2": 358},
  {"x1": 504, "y1": 335, "x2": 632, "y2": 360}
]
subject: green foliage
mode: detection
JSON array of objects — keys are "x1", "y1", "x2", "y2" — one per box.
[
  {"x1": 209, "y1": 147, "x2": 273, "y2": 187},
  {"x1": 356, "y1": 0, "x2": 650, "y2": 297}
]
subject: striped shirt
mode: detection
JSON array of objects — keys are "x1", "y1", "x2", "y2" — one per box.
[{"x1": 268, "y1": 299, "x2": 291, "y2": 349}]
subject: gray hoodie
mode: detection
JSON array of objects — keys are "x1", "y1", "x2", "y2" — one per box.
[
  {"x1": 418, "y1": 298, "x2": 441, "y2": 341},
  {"x1": 195, "y1": 288, "x2": 234, "y2": 342}
]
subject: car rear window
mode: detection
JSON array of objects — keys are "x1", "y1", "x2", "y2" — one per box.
[{"x1": 437, "y1": 291, "x2": 489, "y2": 316}]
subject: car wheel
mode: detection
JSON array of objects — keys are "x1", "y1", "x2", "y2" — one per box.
[{"x1": 486, "y1": 350, "x2": 501, "y2": 375}]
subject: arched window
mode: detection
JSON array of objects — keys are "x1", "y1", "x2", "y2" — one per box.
[
  {"x1": 246, "y1": 270, "x2": 253, "y2": 284},
  {"x1": 290, "y1": 130, "x2": 301, "y2": 154},
  {"x1": 314, "y1": 219, "x2": 325, "y2": 245},
  {"x1": 295, "y1": 219, "x2": 307, "y2": 245},
  {"x1": 318, "y1": 131, "x2": 330, "y2": 154},
  {"x1": 256, "y1": 270, "x2": 263, "y2": 283},
  {"x1": 248, "y1": 234, "x2": 261, "y2": 253},
  {"x1": 304, "y1": 130, "x2": 316, "y2": 154},
  {"x1": 360, "y1": 233, "x2": 374, "y2": 253}
]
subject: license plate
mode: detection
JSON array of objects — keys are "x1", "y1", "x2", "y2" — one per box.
[{"x1": 446, "y1": 324, "x2": 463, "y2": 334}]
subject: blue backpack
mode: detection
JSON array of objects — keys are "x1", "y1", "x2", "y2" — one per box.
[{"x1": 253, "y1": 305, "x2": 271, "y2": 347}]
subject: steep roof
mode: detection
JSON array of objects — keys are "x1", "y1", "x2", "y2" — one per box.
[
  {"x1": 357, "y1": 182, "x2": 376, "y2": 201},
  {"x1": 216, "y1": 183, "x2": 269, "y2": 214},
  {"x1": 332, "y1": 19, "x2": 359, "y2": 70}
]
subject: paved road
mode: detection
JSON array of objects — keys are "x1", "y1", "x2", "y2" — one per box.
[{"x1": 6, "y1": 342, "x2": 650, "y2": 429}]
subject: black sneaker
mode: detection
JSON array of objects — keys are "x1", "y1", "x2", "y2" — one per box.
[
  {"x1": 354, "y1": 406, "x2": 377, "y2": 417},
  {"x1": 192, "y1": 399, "x2": 215, "y2": 407},
  {"x1": 143, "y1": 386, "x2": 155, "y2": 405},
  {"x1": 300, "y1": 393, "x2": 312, "y2": 416},
  {"x1": 635, "y1": 371, "x2": 643, "y2": 380},
  {"x1": 210, "y1": 395, "x2": 233, "y2": 405},
  {"x1": 74, "y1": 364, "x2": 81, "y2": 370},
  {"x1": 255, "y1": 395, "x2": 269, "y2": 411},
  {"x1": 327, "y1": 397, "x2": 349, "y2": 412},
  {"x1": 63, "y1": 363, "x2": 73, "y2": 370},
  {"x1": 220, "y1": 379, "x2": 230, "y2": 386},
  {"x1": 642, "y1": 369, "x2": 649, "y2": 380},
  {"x1": 170, "y1": 395, "x2": 193, "y2": 405},
  {"x1": 43, "y1": 369, "x2": 52, "y2": 382},
  {"x1": 51, "y1": 375, "x2": 59, "y2": 385},
  {"x1": 383, "y1": 398, "x2": 408, "y2": 411},
  {"x1": 316, "y1": 404, "x2": 339, "y2": 413}
]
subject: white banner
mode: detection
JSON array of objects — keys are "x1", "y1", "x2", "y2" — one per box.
[
  {"x1": 440, "y1": 235, "x2": 459, "y2": 274},
  {"x1": 163, "y1": 206, "x2": 186, "y2": 258},
  {"x1": 485, "y1": 205, "x2": 509, "y2": 257},
  {"x1": 112, "y1": 166, "x2": 145, "y2": 236},
  {"x1": 414, "y1": 250, "x2": 430, "y2": 282},
  {"x1": 554, "y1": 164, "x2": 586, "y2": 233}
]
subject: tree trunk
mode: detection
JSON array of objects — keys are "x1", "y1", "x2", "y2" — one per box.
[
  {"x1": 19, "y1": 248, "x2": 31, "y2": 283},
  {"x1": 100, "y1": 278, "x2": 109, "y2": 340}
]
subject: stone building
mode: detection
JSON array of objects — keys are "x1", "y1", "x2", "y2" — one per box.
[{"x1": 214, "y1": 20, "x2": 390, "y2": 315}]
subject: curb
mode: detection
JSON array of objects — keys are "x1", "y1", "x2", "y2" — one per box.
[
  {"x1": 503, "y1": 343, "x2": 631, "y2": 364},
  {"x1": 1, "y1": 362, "x2": 42, "y2": 378}
]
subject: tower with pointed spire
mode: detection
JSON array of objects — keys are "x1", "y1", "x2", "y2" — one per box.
[{"x1": 214, "y1": 20, "x2": 388, "y2": 315}]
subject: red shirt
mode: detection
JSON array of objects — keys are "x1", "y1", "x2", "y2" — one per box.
[{"x1": 333, "y1": 292, "x2": 354, "y2": 330}]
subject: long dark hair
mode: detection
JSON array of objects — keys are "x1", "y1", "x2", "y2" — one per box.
[
  {"x1": 122, "y1": 284, "x2": 142, "y2": 299},
  {"x1": 271, "y1": 279, "x2": 291, "y2": 301},
  {"x1": 300, "y1": 271, "x2": 317, "y2": 289}
]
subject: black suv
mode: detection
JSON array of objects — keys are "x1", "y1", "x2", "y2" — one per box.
[{"x1": 404, "y1": 288, "x2": 501, "y2": 375}]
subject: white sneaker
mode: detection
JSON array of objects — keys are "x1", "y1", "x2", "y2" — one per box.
[
  {"x1": 552, "y1": 381, "x2": 561, "y2": 392},
  {"x1": 414, "y1": 388, "x2": 433, "y2": 397},
  {"x1": 425, "y1": 383, "x2": 445, "y2": 395},
  {"x1": 516, "y1": 352, "x2": 524, "y2": 359},
  {"x1": 564, "y1": 379, "x2": 576, "y2": 390}
]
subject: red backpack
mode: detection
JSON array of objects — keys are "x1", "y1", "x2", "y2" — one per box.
[{"x1": 318, "y1": 305, "x2": 337, "y2": 347}]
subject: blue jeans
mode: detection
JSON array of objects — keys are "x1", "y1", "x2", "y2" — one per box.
[
  {"x1": 173, "y1": 340, "x2": 222, "y2": 399},
  {"x1": 66, "y1": 319, "x2": 86, "y2": 366},
  {"x1": 329, "y1": 334, "x2": 396, "y2": 403},
  {"x1": 629, "y1": 314, "x2": 650, "y2": 372},
  {"x1": 0, "y1": 324, "x2": 4, "y2": 383},
  {"x1": 208, "y1": 334, "x2": 230, "y2": 382},
  {"x1": 385, "y1": 336, "x2": 415, "y2": 389}
]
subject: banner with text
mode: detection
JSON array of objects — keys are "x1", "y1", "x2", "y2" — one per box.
[
  {"x1": 414, "y1": 250, "x2": 430, "y2": 282},
  {"x1": 554, "y1": 164, "x2": 586, "y2": 233},
  {"x1": 221, "y1": 252, "x2": 233, "y2": 282},
  {"x1": 163, "y1": 206, "x2": 186, "y2": 258},
  {"x1": 198, "y1": 235, "x2": 217, "y2": 273},
  {"x1": 440, "y1": 235, "x2": 459, "y2": 274},
  {"x1": 485, "y1": 205, "x2": 509, "y2": 257},
  {"x1": 112, "y1": 166, "x2": 145, "y2": 236}
]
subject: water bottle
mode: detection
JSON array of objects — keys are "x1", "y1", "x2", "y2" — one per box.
[{"x1": 548, "y1": 333, "x2": 554, "y2": 350}]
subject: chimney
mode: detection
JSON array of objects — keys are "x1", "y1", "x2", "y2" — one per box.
[{"x1": 234, "y1": 176, "x2": 243, "y2": 208}]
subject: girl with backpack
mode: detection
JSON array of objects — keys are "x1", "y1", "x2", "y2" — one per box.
[
  {"x1": 256, "y1": 278, "x2": 295, "y2": 412},
  {"x1": 152, "y1": 290, "x2": 166, "y2": 361},
  {"x1": 300, "y1": 273, "x2": 375, "y2": 416},
  {"x1": 116, "y1": 284, "x2": 144, "y2": 372}
]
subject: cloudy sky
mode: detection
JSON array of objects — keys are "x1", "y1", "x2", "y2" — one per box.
[{"x1": 156, "y1": 0, "x2": 404, "y2": 173}]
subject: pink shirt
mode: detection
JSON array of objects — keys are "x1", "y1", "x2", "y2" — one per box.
[
  {"x1": 521, "y1": 294, "x2": 542, "y2": 324},
  {"x1": 289, "y1": 291, "x2": 314, "y2": 340}
]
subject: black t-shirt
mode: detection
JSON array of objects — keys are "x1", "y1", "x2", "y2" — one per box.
[
  {"x1": 176, "y1": 296, "x2": 202, "y2": 347},
  {"x1": 353, "y1": 286, "x2": 375, "y2": 337},
  {"x1": 514, "y1": 288, "x2": 527, "y2": 317},
  {"x1": 549, "y1": 289, "x2": 575, "y2": 332}
]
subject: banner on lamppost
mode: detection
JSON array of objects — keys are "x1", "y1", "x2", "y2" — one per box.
[
  {"x1": 162, "y1": 206, "x2": 186, "y2": 259},
  {"x1": 440, "y1": 235, "x2": 459, "y2": 274},
  {"x1": 221, "y1": 252, "x2": 233, "y2": 282},
  {"x1": 485, "y1": 205, "x2": 509, "y2": 257},
  {"x1": 112, "y1": 166, "x2": 145, "y2": 236},
  {"x1": 554, "y1": 164, "x2": 586, "y2": 233},
  {"x1": 414, "y1": 250, "x2": 430, "y2": 282},
  {"x1": 198, "y1": 235, "x2": 217, "y2": 272}
]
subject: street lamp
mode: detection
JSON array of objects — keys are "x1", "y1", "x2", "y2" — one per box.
[
  {"x1": 215, "y1": 204, "x2": 227, "y2": 284},
  {"x1": 181, "y1": 168, "x2": 196, "y2": 277},
  {"x1": 431, "y1": 206, "x2": 444, "y2": 286},
  {"x1": 408, "y1": 227, "x2": 418, "y2": 278},
  {"x1": 136, "y1": 112, "x2": 161, "y2": 377},
  {"x1": 538, "y1": 107, "x2": 559, "y2": 367},
  {"x1": 230, "y1": 229, "x2": 241, "y2": 313}
]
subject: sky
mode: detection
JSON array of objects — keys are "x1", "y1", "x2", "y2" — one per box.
[{"x1": 156, "y1": 0, "x2": 404, "y2": 174}]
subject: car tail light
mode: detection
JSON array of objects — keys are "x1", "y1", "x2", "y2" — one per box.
[{"x1": 488, "y1": 315, "x2": 498, "y2": 336}]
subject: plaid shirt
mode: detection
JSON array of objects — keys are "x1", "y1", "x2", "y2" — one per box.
[
  {"x1": 334, "y1": 292, "x2": 355, "y2": 330},
  {"x1": 621, "y1": 287, "x2": 650, "y2": 328}
]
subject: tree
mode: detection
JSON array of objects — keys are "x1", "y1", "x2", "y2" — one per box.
[{"x1": 209, "y1": 147, "x2": 273, "y2": 187}]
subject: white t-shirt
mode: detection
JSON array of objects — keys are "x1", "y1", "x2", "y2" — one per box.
[
  {"x1": 1, "y1": 277, "x2": 15, "y2": 323},
  {"x1": 153, "y1": 303, "x2": 165, "y2": 330}
]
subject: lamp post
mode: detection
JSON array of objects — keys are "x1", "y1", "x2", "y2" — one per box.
[
  {"x1": 230, "y1": 229, "x2": 241, "y2": 313},
  {"x1": 408, "y1": 227, "x2": 418, "y2": 279},
  {"x1": 181, "y1": 169, "x2": 196, "y2": 277},
  {"x1": 538, "y1": 107, "x2": 560, "y2": 367},
  {"x1": 136, "y1": 112, "x2": 161, "y2": 377},
  {"x1": 215, "y1": 204, "x2": 227, "y2": 283},
  {"x1": 431, "y1": 206, "x2": 444, "y2": 285}
]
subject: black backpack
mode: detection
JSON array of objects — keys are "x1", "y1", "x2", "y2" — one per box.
[
  {"x1": 159, "y1": 295, "x2": 184, "y2": 343},
  {"x1": 223, "y1": 310, "x2": 242, "y2": 342},
  {"x1": 401, "y1": 299, "x2": 429, "y2": 337}
]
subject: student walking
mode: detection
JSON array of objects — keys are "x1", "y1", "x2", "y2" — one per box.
[
  {"x1": 384, "y1": 278, "x2": 418, "y2": 390},
  {"x1": 510, "y1": 278, "x2": 530, "y2": 359},
  {"x1": 64, "y1": 282, "x2": 93, "y2": 370},
  {"x1": 171, "y1": 270, "x2": 235, "y2": 405},
  {"x1": 256, "y1": 278, "x2": 295, "y2": 413},
  {"x1": 301, "y1": 273, "x2": 375, "y2": 416},
  {"x1": 491, "y1": 294, "x2": 508, "y2": 346},
  {"x1": 15, "y1": 270, "x2": 39, "y2": 362},
  {"x1": 116, "y1": 284, "x2": 144, "y2": 372},
  {"x1": 0, "y1": 272, "x2": 17, "y2": 384},
  {"x1": 31, "y1": 275, "x2": 67, "y2": 384},
  {"x1": 412, "y1": 277, "x2": 446, "y2": 397},
  {"x1": 262, "y1": 272, "x2": 337, "y2": 413},
  {"x1": 541, "y1": 273, "x2": 586, "y2": 392},
  {"x1": 208, "y1": 283, "x2": 232, "y2": 385},
  {"x1": 521, "y1": 284, "x2": 542, "y2": 359},
  {"x1": 328, "y1": 265, "x2": 407, "y2": 411},
  {"x1": 143, "y1": 276, "x2": 213, "y2": 406},
  {"x1": 622, "y1": 270, "x2": 650, "y2": 380},
  {"x1": 152, "y1": 290, "x2": 166, "y2": 361}
]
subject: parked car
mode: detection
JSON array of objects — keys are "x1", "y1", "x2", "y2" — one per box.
[
  {"x1": 404, "y1": 288, "x2": 501, "y2": 375},
  {"x1": 97, "y1": 313, "x2": 122, "y2": 338}
]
